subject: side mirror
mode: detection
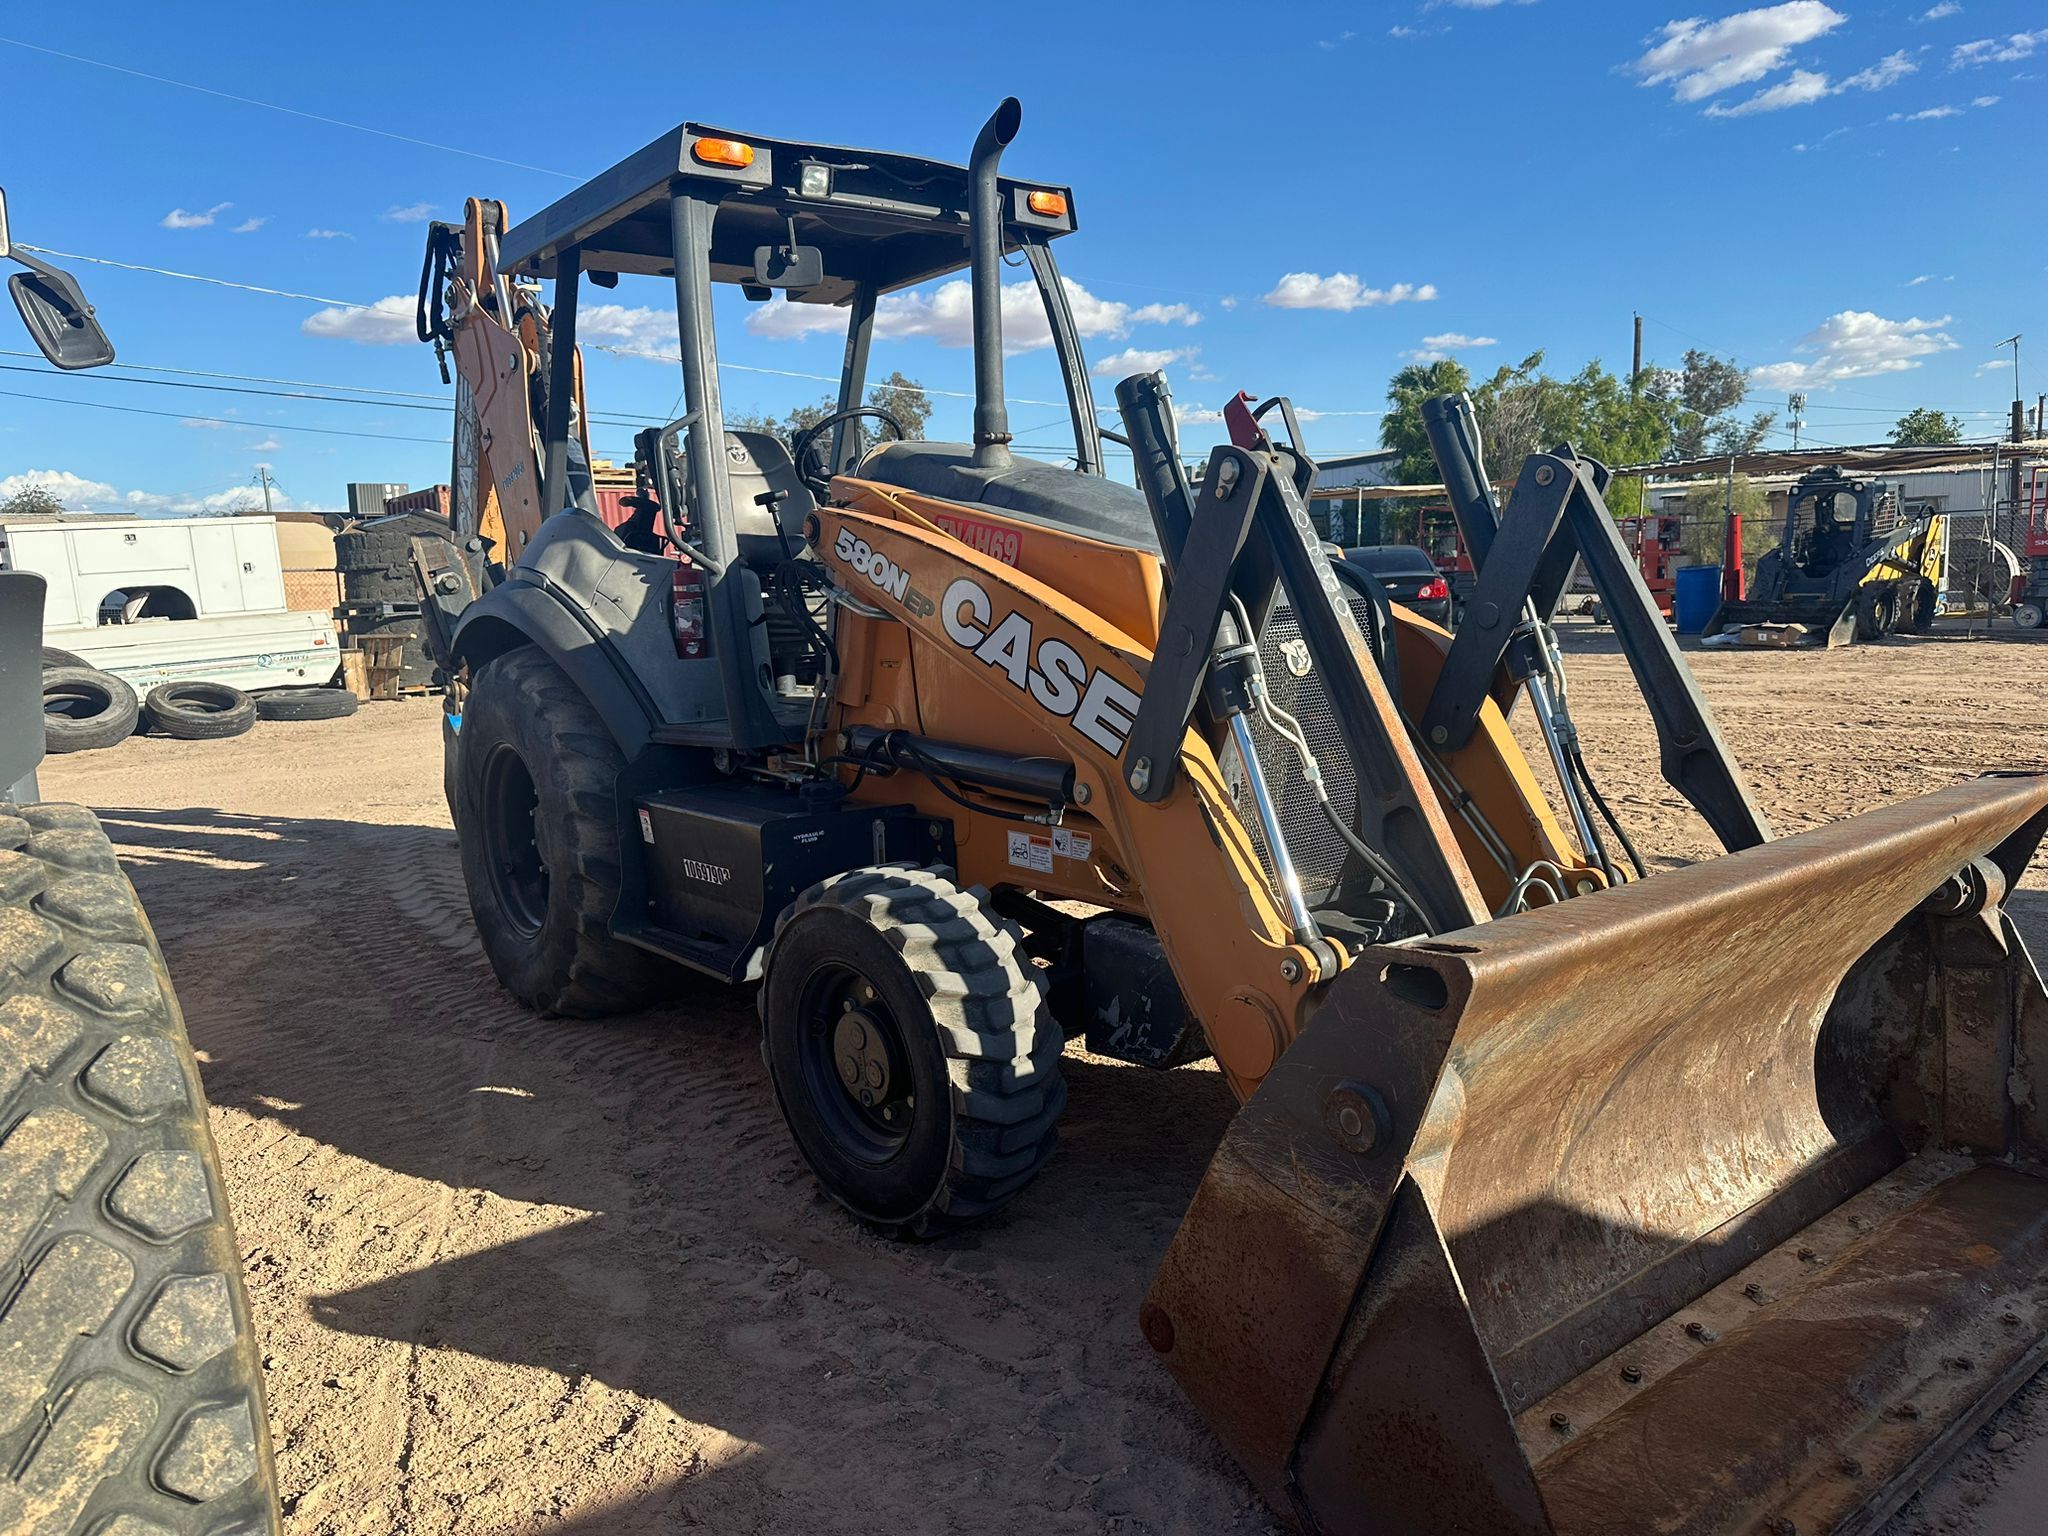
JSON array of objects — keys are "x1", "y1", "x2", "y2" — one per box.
[
  {"x1": 0, "y1": 188, "x2": 115, "y2": 370},
  {"x1": 9, "y1": 260, "x2": 115, "y2": 370},
  {"x1": 752, "y1": 241, "x2": 822, "y2": 291}
]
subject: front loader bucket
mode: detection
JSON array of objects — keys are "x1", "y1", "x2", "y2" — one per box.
[
  {"x1": 1707, "y1": 596, "x2": 1858, "y2": 647},
  {"x1": 1147, "y1": 775, "x2": 2048, "y2": 1536}
]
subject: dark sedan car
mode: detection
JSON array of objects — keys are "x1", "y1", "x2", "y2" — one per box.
[{"x1": 1342, "y1": 544, "x2": 1453, "y2": 627}]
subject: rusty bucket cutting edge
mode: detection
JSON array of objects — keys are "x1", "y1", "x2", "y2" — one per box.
[{"x1": 1146, "y1": 774, "x2": 2048, "y2": 1536}]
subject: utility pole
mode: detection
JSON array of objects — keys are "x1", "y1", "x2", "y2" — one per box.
[
  {"x1": 254, "y1": 465, "x2": 275, "y2": 516},
  {"x1": 1789, "y1": 391, "x2": 1807, "y2": 451},
  {"x1": 1631, "y1": 314, "x2": 1643, "y2": 392},
  {"x1": 1996, "y1": 336, "x2": 2023, "y2": 559}
]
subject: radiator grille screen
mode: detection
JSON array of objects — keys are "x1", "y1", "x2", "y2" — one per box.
[{"x1": 1219, "y1": 595, "x2": 1376, "y2": 911}]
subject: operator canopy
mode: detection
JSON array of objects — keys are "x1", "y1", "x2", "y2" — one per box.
[{"x1": 497, "y1": 121, "x2": 1079, "y2": 305}]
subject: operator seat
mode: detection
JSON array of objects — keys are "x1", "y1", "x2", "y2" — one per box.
[{"x1": 723, "y1": 430, "x2": 817, "y2": 567}]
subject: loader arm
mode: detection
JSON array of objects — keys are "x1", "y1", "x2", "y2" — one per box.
[
  {"x1": 814, "y1": 495, "x2": 1321, "y2": 1096},
  {"x1": 812, "y1": 478, "x2": 1594, "y2": 1097}
]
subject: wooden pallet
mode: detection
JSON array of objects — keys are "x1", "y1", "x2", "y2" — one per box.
[{"x1": 355, "y1": 634, "x2": 408, "y2": 702}]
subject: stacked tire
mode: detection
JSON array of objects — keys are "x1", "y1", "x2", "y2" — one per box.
[{"x1": 336, "y1": 512, "x2": 442, "y2": 690}]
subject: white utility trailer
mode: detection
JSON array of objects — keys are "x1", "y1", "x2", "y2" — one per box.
[{"x1": 0, "y1": 513, "x2": 340, "y2": 691}]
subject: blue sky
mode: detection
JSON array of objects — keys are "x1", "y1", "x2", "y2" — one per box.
[{"x1": 1, "y1": 0, "x2": 2041, "y2": 514}]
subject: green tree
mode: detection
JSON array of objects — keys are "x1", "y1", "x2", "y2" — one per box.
[
  {"x1": 1378, "y1": 358, "x2": 1472, "y2": 483},
  {"x1": 1890, "y1": 406, "x2": 1964, "y2": 445},
  {"x1": 1676, "y1": 473, "x2": 1772, "y2": 574},
  {"x1": 1380, "y1": 349, "x2": 1703, "y2": 516},
  {"x1": 0, "y1": 483, "x2": 65, "y2": 517},
  {"x1": 867, "y1": 370, "x2": 931, "y2": 440},
  {"x1": 729, "y1": 372, "x2": 931, "y2": 444},
  {"x1": 1648, "y1": 349, "x2": 1775, "y2": 458}
]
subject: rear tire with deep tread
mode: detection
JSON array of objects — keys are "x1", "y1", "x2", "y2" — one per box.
[
  {"x1": 457, "y1": 645, "x2": 662, "y2": 1016},
  {"x1": 0, "y1": 801, "x2": 278, "y2": 1534},
  {"x1": 760, "y1": 865, "x2": 1064, "y2": 1237}
]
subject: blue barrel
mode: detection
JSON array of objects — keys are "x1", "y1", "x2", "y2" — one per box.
[{"x1": 1674, "y1": 565, "x2": 1722, "y2": 634}]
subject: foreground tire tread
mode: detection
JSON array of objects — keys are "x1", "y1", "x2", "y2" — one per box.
[{"x1": 0, "y1": 802, "x2": 277, "y2": 1534}]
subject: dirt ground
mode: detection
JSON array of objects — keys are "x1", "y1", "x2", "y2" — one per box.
[{"x1": 38, "y1": 622, "x2": 2048, "y2": 1535}]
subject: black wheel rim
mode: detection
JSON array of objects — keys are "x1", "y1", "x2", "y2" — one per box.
[
  {"x1": 479, "y1": 742, "x2": 548, "y2": 938},
  {"x1": 796, "y1": 959, "x2": 916, "y2": 1165}
]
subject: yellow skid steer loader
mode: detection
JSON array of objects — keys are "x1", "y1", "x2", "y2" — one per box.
[{"x1": 411, "y1": 99, "x2": 2048, "y2": 1535}]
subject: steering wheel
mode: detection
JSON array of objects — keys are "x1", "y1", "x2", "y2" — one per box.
[{"x1": 789, "y1": 407, "x2": 907, "y2": 498}]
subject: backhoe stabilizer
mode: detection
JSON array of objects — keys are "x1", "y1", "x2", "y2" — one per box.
[{"x1": 1147, "y1": 773, "x2": 2048, "y2": 1536}]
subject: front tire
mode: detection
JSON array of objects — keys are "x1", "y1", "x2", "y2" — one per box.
[
  {"x1": 457, "y1": 646, "x2": 660, "y2": 1016},
  {"x1": 760, "y1": 866, "x2": 1065, "y2": 1237}
]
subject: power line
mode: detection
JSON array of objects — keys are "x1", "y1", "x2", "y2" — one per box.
[
  {"x1": 0, "y1": 360, "x2": 664, "y2": 430},
  {"x1": 14, "y1": 246, "x2": 370, "y2": 309},
  {"x1": 0, "y1": 36, "x2": 580, "y2": 180},
  {"x1": 0, "y1": 387, "x2": 447, "y2": 444},
  {"x1": 0, "y1": 349, "x2": 445, "y2": 401}
]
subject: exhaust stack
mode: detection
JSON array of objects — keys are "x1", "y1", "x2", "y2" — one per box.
[{"x1": 968, "y1": 98, "x2": 1022, "y2": 470}]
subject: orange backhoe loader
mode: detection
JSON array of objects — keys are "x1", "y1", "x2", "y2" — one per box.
[{"x1": 410, "y1": 99, "x2": 2048, "y2": 1534}]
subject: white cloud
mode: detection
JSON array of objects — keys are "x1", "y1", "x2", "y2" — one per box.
[
  {"x1": 1218, "y1": 295, "x2": 1239, "y2": 311},
  {"x1": 1261, "y1": 272, "x2": 1437, "y2": 311},
  {"x1": 1919, "y1": 2, "x2": 1961, "y2": 19},
  {"x1": 1841, "y1": 50, "x2": 1917, "y2": 91},
  {"x1": 1751, "y1": 310, "x2": 1958, "y2": 390},
  {"x1": 1972, "y1": 93, "x2": 2000, "y2": 106},
  {"x1": 1630, "y1": 3, "x2": 1846, "y2": 102},
  {"x1": 743, "y1": 277, "x2": 1194, "y2": 352},
  {"x1": 161, "y1": 202, "x2": 232, "y2": 230},
  {"x1": 574, "y1": 303, "x2": 679, "y2": 351},
  {"x1": 300, "y1": 294, "x2": 415, "y2": 344},
  {"x1": 1889, "y1": 104, "x2": 1963, "y2": 118},
  {"x1": 0, "y1": 468, "x2": 328, "y2": 516},
  {"x1": 1905, "y1": 273, "x2": 1932, "y2": 285},
  {"x1": 179, "y1": 418, "x2": 231, "y2": 430},
  {"x1": 1090, "y1": 346, "x2": 1198, "y2": 378},
  {"x1": 1952, "y1": 28, "x2": 2048, "y2": 66},
  {"x1": 1129, "y1": 302, "x2": 1202, "y2": 327},
  {"x1": 1705, "y1": 68, "x2": 1834, "y2": 114},
  {"x1": 248, "y1": 437, "x2": 282, "y2": 452},
  {"x1": 231, "y1": 216, "x2": 268, "y2": 234},
  {"x1": 304, "y1": 227, "x2": 353, "y2": 240},
  {"x1": 380, "y1": 202, "x2": 437, "y2": 223},
  {"x1": 1405, "y1": 331, "x2": 1499, "y2": 362},
  {"x1": 1976, "y1": 358, "x2": 2011, "y2": 375},
  {"x1": 1704, "y1": 45, "x2": 1917, "y2": 117}
]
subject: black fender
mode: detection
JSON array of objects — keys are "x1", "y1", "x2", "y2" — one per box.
[{"x1": 450, "y1": 578, "x2": 657, "y2": 756}]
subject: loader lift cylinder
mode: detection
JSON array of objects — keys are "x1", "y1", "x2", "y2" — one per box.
[{"x1": 1422, "y1": 395, "x2": 1608, "y2": 876}]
